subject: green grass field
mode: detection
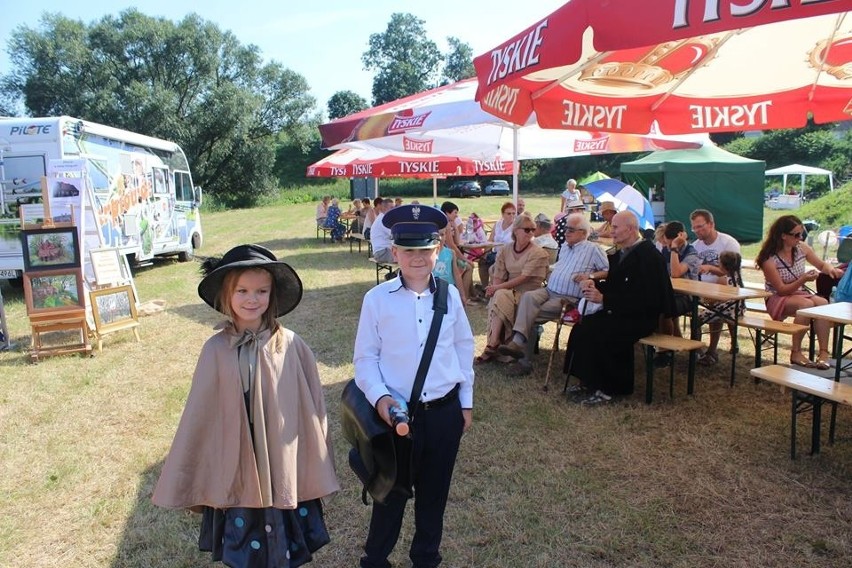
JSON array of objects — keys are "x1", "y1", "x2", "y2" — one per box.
[{"x1": 1, "y1": 194, "x2": 851, "y2": 568}]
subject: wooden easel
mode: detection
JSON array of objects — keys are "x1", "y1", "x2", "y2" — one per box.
[
  {"x1": 23, "y1": 177, "x2": 91, "y2": 361},
  {"x1": 29, "y1": 308, "x2": 92, "y2": 362}
]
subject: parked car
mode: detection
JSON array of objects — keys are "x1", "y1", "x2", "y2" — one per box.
[
  {"x1": 447, "y1": 181, "x2": 481, "y2": 198},
  {"x1": 483, "y1": 179, "x2": 510, "y2": 196}
]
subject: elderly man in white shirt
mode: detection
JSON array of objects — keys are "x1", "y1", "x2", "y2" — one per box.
[{"x1": 499, "y1": 213, "x2": 609, "y2": 375}]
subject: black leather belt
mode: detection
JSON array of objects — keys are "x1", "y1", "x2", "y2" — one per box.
[{"x1": 420, "y1": 384, "x2": 460, "y2": 410}]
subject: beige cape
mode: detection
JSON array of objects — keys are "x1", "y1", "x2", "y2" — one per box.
[{"x1": 152, "y1": 324, "x2": 339, "y2": 511}]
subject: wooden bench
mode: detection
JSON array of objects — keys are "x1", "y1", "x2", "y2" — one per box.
[
  {"x1": 348, "y1": 232, "x2": 371, "y2": 256},
  {"x1": 316, "y1": 220, "x2": 332, "y2": 242},
  {"x1": 750, "y1": 364, "x2": 852, "y2": 458},
  {"x1": 369, "y1": 258, "x2": 398, "y2": 285},
  {"x1": 637, "y1": 334, "x2": 705, "y2": 404},
  {"x1": 738, "y1": 315, "x2": 808, "y2": 370},
  {"x1": 562, "y1": 332, "x2": 704, "y2": 403}
]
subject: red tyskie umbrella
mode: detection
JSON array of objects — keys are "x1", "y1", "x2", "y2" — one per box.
[
  {"x1": 305, "y1": 147, "x2": 514, "y2": 178},
  {"x1": 473, "y1": 2, "x2": 851, "y2": 133}
]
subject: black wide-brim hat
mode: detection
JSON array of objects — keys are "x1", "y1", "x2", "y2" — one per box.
[
  {"x1": 382, "y1": 204, "x2": 448, "y2": 249},
  {"x1": 198, "y1": 244, "x2": 303, "y2": 318}
]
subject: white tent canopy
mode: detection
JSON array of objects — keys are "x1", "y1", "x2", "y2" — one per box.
[{"x1": 765, "y1": 163, "x2": 834, "y2": 193}]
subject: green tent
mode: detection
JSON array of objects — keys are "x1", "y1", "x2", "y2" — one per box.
[{"x1": 620, "y1": 145, "x2": 765, "y2": 243}]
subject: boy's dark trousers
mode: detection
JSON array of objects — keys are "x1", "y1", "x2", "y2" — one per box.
[{"x1": 360, "y1": 397, "x2": 464, "y2": 568}]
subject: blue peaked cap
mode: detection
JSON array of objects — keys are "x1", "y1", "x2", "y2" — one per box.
[{"x1": 382, "y1": 204, "x2": 448, "y2": 249}]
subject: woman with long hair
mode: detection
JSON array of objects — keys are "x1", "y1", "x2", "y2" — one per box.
[{"x1": 756, "y1": 215, "x2": 844, "y2": 369}]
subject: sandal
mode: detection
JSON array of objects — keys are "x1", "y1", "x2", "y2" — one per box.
[
  {"x1": 697, "y1": 352, "x2": 719, "y2": 366},
  {"x1": 814, "y1": 352, "x2": 832, "y2": 371},
  {"x1": 790, "y1": 351, "x2": 815, "y2": 368},
  {"x1": 475, "y1": 346, "x2": 499, "y2": 364}
]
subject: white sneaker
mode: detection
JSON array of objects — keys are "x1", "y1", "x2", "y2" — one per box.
[{"x1": 580, "y1": 390, "x2": 613, "y2": 406}]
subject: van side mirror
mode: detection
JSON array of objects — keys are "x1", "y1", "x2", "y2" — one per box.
[{"x1": 194, "y1": 186, "x2": 203, "y2": 205}]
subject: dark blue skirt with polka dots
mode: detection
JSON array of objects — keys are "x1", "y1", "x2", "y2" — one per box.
[{"x1": 198, "y1": 500, "x2": 329, "y2": 568}]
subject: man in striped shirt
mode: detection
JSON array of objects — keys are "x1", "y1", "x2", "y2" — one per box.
[{"x1": 499, "y1": 213, "x2": 609, "y2": 374}]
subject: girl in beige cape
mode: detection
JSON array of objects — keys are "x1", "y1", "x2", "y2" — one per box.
[{"x1": 152, "y1": 244, "x2": 339, "y2": 568}]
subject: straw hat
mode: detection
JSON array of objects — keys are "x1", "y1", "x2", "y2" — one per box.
[
  {"x1": 599, "y1": 201, "x2": 617, "y2": 215},
  {"x1": 198, "y1": 244, "x2": 303, "y2": 317}
]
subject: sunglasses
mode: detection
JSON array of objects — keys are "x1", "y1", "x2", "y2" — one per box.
[
  {"x1": 519, "y1": 227, "x2": 535, "y2": 233},
  {"x1": 786, "y1": 231, "x2": 804, "y2": 239},
  {"x1": 564, "y1": 227, "x2": 584, "y2": 234}
]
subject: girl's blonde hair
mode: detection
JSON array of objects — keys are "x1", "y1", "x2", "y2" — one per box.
[{"x1": 217, "y1": 267, "x2": 282, "y2": 339}]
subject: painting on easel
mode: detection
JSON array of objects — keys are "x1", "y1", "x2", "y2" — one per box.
[{"x1": 20, "y1": 227, "x2": 80, "y2": 271}]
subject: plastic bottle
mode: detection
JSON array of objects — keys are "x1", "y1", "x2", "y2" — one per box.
[
  {"x1": 386, "y1": 387, "x2": 410, "y2": 436},
  {"x1": 463, "y1": 216, "x2": 474, "y2": 244}
]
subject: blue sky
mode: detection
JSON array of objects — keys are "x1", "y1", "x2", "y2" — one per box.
[{"x1": 0, "y1": 0, "x2": 565, "y2": 117}]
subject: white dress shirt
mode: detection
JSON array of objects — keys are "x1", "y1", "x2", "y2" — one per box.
[
  {"x1": 354, "y1": 276, "x2": 475, "y2": 409},
  {"x1": 370, "y1": 212, "x2": 393, "y2": 252}
]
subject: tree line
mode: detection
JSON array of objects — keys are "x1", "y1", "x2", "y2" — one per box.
[
  {"x1": 0, "y1": 11, "x2": 473, "y2": 208},
  {"x1": 1, "y1": 10, "x2": 847, "y2": 208}
]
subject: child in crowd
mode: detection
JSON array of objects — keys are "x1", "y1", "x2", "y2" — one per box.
[
  {"x1": 433, "y1": 226, "x2": 473, "y2": 305},
  {"x1": 696, "y1": 251, "x2": 745, "y2": 364},
  {"x1": 353, "y1": 205, "x2": 474, "y2": 568},
  {"x1": 153, "y1": 244, "x2": 339, "y2": 568}
]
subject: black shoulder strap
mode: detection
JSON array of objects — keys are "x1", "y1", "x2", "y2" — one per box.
[{"x1": 407, "y1": 277, "x2": 449, "y2": 418}]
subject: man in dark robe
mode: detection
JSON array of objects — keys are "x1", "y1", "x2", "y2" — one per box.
[{"x1": 563, "y1": 211, "x2": 674, "y2": 405}]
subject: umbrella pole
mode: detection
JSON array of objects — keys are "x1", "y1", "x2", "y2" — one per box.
[
  {"x1": 433, "y1": 178, "x2": 438, "y2": 206},
  {"x1": 512, "y1": 126, "x2": 519, "y2": 207}
]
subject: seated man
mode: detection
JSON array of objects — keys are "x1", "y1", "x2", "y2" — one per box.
[
  {"x1": 595, "y1": 201, "x2": 617, "y2": 238},
  {"x1": 533, "y1": 213, "x2": 558, "y2": 264},
  {"x1": 563, "y1": 211, "x2": 674, "y2": 405},
  {"x1": 370, "y1": 198, "x2": 395, "y2": 263},
  {"x1": 499, "y1": 213, "x2": 609, "y2": 375}
]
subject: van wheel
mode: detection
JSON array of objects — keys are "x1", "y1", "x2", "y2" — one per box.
[
  {"x1": 8, "y1": 276, "x2": 23, "y2": 289},
  {"x1": 177, "y1": 247, "x2": 193, "y2": 262}
]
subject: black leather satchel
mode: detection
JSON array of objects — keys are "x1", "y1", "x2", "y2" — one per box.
[{"x1": 341, "y1": 278, "x2": 449, "y2": 504}]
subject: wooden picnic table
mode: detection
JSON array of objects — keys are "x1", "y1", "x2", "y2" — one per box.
[
  {"x1": 797, "y1": 302, "x2": 852, "y2": 382},
  {"x1": 671, "y1": 278, "x2": 772, "y2": 385},
  {"x1": 790, "y1": 302, "x2": 852, "y2": 455}
]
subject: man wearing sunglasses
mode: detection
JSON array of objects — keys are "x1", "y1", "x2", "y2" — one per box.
[{"x1": 499, "y1": 213, "x2": 609, "y2": 375}]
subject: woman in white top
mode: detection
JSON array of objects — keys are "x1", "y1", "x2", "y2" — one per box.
[
  {"x1": 478, "y1": 201, "x2": 516, "y2": 288},
  {"x1": 560, "y1": 179, "x2": 581, "y2": 213}
]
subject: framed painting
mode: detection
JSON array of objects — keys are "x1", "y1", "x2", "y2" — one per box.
[
  {"x1": 20, "y1": 227, "x2": 81, "y2": 271},
  {"x1": 23, "y1": 268, "x2": 85, "y2": 315},
  {"x1": 20, "y1": 203, "x2": 75, "y2": 229},
  {"x1": 90, "y1": 285, "x2": 139, "y2": 334}
]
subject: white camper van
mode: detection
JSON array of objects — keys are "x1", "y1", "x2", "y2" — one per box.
[{"x1": 0, "y1": 116, "x2": 202, "y2": 282}]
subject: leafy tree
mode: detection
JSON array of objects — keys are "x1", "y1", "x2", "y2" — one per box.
[
  {"x1": 362, "y1": 13, "x2": 441, "y2": 105},
  {"x1": 273, "y1": 112, "x2": 328, "y2": 188},
  {"x1": 2, "y1": 10, "x2": 316, "y2": 208},
  {"x1": 442, "y1": 36, "x2": 475, "y2": 84},
  {"x1": 327, "y1": 90, "x2": 368, "y2": 120}
]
